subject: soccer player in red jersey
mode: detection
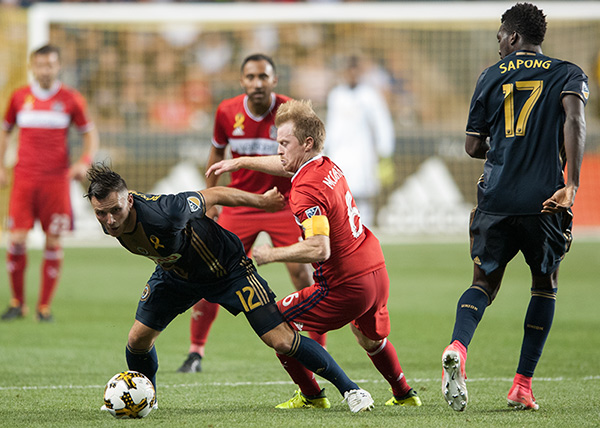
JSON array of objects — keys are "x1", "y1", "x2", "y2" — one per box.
[
  {"x1": 0, "y1": 44, "x2": 99, "y2": 322},
  {"x1": 206, "y1": 99, "x2": 421, "y2": 409},
  {"x1": 177, "y1": 54, "x2": 320, "y2": 373}
]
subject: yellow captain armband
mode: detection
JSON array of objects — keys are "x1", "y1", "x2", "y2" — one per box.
[{"x1": 302, "y1": 215, "x2": 330, "y2": 238}]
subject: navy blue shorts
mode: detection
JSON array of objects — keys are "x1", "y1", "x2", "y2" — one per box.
[
  {"x1": 469, "y1": 208, "x2": 572, "y2": 276},
  {"x1": 135, "y1": 263, "x2": 284, "y2": 336}
]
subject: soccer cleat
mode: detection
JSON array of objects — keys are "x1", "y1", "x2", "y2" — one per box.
[
  {"x1": 507, "y1": 384, "x2": 539, "y2": 410},
  {"x1": 1, "y1": 304, "x2": 26, "y2": 321},
  {"x1": 385, "y1": 388, "x2": 422, "y2": 406},
  {"x1": 177, "y1": 352, "x2": 202, "y2": 373},
  {"x1": 275, "y1": 389, "x2": 331, "y2": 409},
  {"x1": 36, "y1": 306, "x2": 54, "y2": 322},
  {"x1": 343, "y1": 388, "x2": 375, "y2": 413},
  {"x1": 442, "y1": 343, "x2": 468, "y2": 411}
]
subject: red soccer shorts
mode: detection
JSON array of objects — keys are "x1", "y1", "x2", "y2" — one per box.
[
  {"x1": 277, "y1": 267, "x2": 391, "y2": 341},
  {"x1": 218, "y1": 207, "x2": 302, "y2": 253},
  {"x1": 8, "y1": 177, "x2": 73, "y2": 234}
]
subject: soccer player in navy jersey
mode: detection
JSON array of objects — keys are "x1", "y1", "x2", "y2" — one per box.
[
  {"x1": 85, "y1": 164, "x2": 374, "y2": 413},
  {"x1": 441, "y1": 2, "x2": 588, "y2": 412}
]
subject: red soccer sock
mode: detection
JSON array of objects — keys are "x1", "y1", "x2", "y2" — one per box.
[
  {"x1": 276, "y1": 353, "x2": 322, "y2": 397},
  {"x1": 367, "y1": 338, "x2": 411, "y2": 398},
  {"x1": 38, "y1": 247, "x2": 63, "y2": 309},
  {"x1": 7, "y1": 243, "x2": 27, "y2": 306},
  {"x1": 308, "y1": 331, "x2": 327, "y2": 348},
  {"x1": 189, "y1": 299, "x2": 220, "y2": 354}
]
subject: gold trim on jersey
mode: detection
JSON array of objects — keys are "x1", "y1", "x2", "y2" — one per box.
[
  {"x1": 302, "y1": 215, "x2": 330, "y2": 238},
  {"x1": 190, "y1": 229, "x2": 227, "y2": 278}
]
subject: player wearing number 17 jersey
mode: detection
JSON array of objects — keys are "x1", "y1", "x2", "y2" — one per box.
[
  {"x1": 441, "y1": 3, "x2": 588, "y2": 412},
  {"x1": 206, "y1": 99, "x2": 422, "y2": 409}
]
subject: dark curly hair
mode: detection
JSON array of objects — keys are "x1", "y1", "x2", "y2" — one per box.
[
  {"x1": 501, "y1": 3, "x2": 547, "y2": 46},
  {"x1": 84, "y1": 163, "x2": 128, "y2": 201}
]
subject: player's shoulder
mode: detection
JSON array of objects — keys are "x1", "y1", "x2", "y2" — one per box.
[
  {"x1": 217, "y1": 94, "x2": 245, "y2": 111},
  {"x1": 275, "y1": 93, "x2": 292, "y2": 105}
]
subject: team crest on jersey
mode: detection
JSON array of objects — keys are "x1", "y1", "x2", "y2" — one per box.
[
  {"x1": 187, "y1": 196, "x2": 202, "y2": 213},
  {"x1": 140, "y1": 284, "x2": 151, "y2": 302},
  {"x1": 582, "y1": 82, "x2": 590, "y2": 100},
  {"x1": 269, "y1": 125, "x2": 277, "y2": 140},
  {"x1": 304, "y1": 206, "x2": 321, "y2": 219},
  {"x1": 233, "y1": 113, "x2": 245, "y2": 136},
  {"x1": 23, "y1": 95, "x2": 34, "y2": 110},
  {"x1": 51, "y1": 101, "x2": 65, "y2": 112}
]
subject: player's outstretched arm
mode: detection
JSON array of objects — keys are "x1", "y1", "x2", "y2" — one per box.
[
  {"x1": 206, "y1": 155, "x2": 292, "y2": 178},
  {"x1": 252, "y1": 235, "x2": 330, "y2": 266},
  {"x1": 201, "y1": 186, "x2": 285, "y2": 213}
]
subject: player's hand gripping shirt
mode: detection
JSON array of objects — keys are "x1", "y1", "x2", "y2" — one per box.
[
  {"x1": 466, "y1": 50, "x2": 589, "y2": 215},
  {"x1": 212, "y1": 93, "x2": 292, "y2": 214},
  {"x1": 3, "y1": 81, "x2": 94, "y2": 180},
  {"x1": 112, "y1": 191, "x2": 247, "y2": 284},
  {"x1": 290, "y1": 156, "x2": 386, "y2": 287}
]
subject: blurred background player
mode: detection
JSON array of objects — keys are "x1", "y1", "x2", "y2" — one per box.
[
  {"x1": 441, "y1": 2, "x2": 588, "y2": 412},
  {"x1": 206, "y1": 99, "x2": 420, "y2": 409},
  {"x1": 0, "y1": 44, "x2": 99, "y2": 322},
  {"x1": 177, "y1": 53, "x2": 320, "y2": 373},
  {"x1": 325, "y1": 55, "x2": 395, "y2": 227}
]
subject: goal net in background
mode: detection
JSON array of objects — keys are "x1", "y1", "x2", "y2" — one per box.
[{"x1": 2, "y1": 2, "x2": 599, "y2": 245}]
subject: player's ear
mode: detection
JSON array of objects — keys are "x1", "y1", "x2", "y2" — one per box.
[
  {"x1": 272, "y1": 74, "x2": 279, "y2": 87},
  {"x1": 304, "y1": 136, "x2": 315, "y2": 151},
  {"x1": 127, "y1": 193, "x2": 134, "y2": 208}
]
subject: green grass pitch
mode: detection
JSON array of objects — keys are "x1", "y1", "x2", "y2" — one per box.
[{"x1": 0, "y1": 240, "x2": 598, "y2": 427}]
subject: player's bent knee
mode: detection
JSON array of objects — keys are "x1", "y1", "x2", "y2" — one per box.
[{"x1": 260, "y1": 323, "x2": 294, "y2": 354}]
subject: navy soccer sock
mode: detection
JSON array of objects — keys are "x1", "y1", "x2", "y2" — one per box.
[
  {"x1": 126, "y1": 345, "x2": 158, "y2": 388},
  {"x1": 451, "y1": 286, "x2": 490, "y2": 348},
  {"x1": 287, "y1": 332, "x2": 358, "y2": 396},
  {"x1": 517, "y1": 290, "x2": 556, "y2": 377}
]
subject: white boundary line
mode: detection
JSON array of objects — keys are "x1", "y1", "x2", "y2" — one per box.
[{"x1": 1, "y1": 376, "x2": 598, "y2": 391}]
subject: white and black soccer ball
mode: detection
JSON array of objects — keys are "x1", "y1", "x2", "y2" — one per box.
[{"x1": 101, "y1": 371, "x2": 156, "y2": 419}]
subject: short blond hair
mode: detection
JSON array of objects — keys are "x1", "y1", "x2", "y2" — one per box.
[{"x1": 275, "y1": 100, "x2": 326, "y2": 153}]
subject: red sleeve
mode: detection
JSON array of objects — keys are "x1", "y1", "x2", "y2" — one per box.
[
  {"x1": 212, "y1": 103, "x2": 229, "y2": 149},
  {"x1": 70, "y1": 89, "x2": 94, "y2": 132},
  {"x1": 2, "y1": 91, "x2": 18, "y2": 131}
]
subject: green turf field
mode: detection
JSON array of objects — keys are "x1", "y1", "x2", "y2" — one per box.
[{"x1": 0, "y1": 241, "x2": 598, "y2": 427}]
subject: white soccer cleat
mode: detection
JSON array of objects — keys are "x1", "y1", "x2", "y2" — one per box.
[
  {"x1": 442, "y1": 344, "x2": 468, "y2": 412},
  {"x1": 343, "y1": 388, "x2": 375, "y2": 413}
]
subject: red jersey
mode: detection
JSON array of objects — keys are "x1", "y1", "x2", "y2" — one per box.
[
  {"x1": 3, "y1": 81, "x2": 94, "y2": 180},
  {"x1": 212, "y1": 93, "x2": 292, "y2": 215},
  {"x1": 290, "y1": 155, "x2": 386, "y2": 287}
]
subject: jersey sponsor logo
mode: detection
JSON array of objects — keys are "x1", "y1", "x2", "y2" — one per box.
[
  {"x1": 304, "y1": 206, "x2": 321, "y2": 219},
  {"x1": 146, "y1": 253, "x2": 182, "y2": 265},
  {"x1": 322, "y1": 165, "x2": 344, "y2": 190},
  {"x1": 140, "y1": 284, "x2": 151, "y2": 302},
  {"x1": 498, "y1": 58, "x2": 551, "y2": 74},
  {"x1": 23, "y1": 95, "x2": 35, "y2": 110},
  {"x1": 187, "y1": 196, "x2": 201, "y2": 213},
  {"x1": 229, "y1": 138, "x2": 279, "y2": 155},
  {"x1": 16, "y1": 110, "x2": 70, "y2": 129},
  {"x1": 582, "y1": 82, "x2": 590, "y2": 100},
  {"x1": 233, "y1": 113, "x2": 245, "y2": 136}
]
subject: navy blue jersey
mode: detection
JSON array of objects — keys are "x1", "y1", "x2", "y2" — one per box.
[
  {"x1": 115, "y1": 191, "x2": 246, "y2": 283},
  {"x1": 467, "y1": 50, "x2": 589, "y2": 215}
]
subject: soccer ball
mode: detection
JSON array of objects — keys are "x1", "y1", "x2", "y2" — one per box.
[{"x1": 101, "y1": 371, "x2": 156, "y2": 419}]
